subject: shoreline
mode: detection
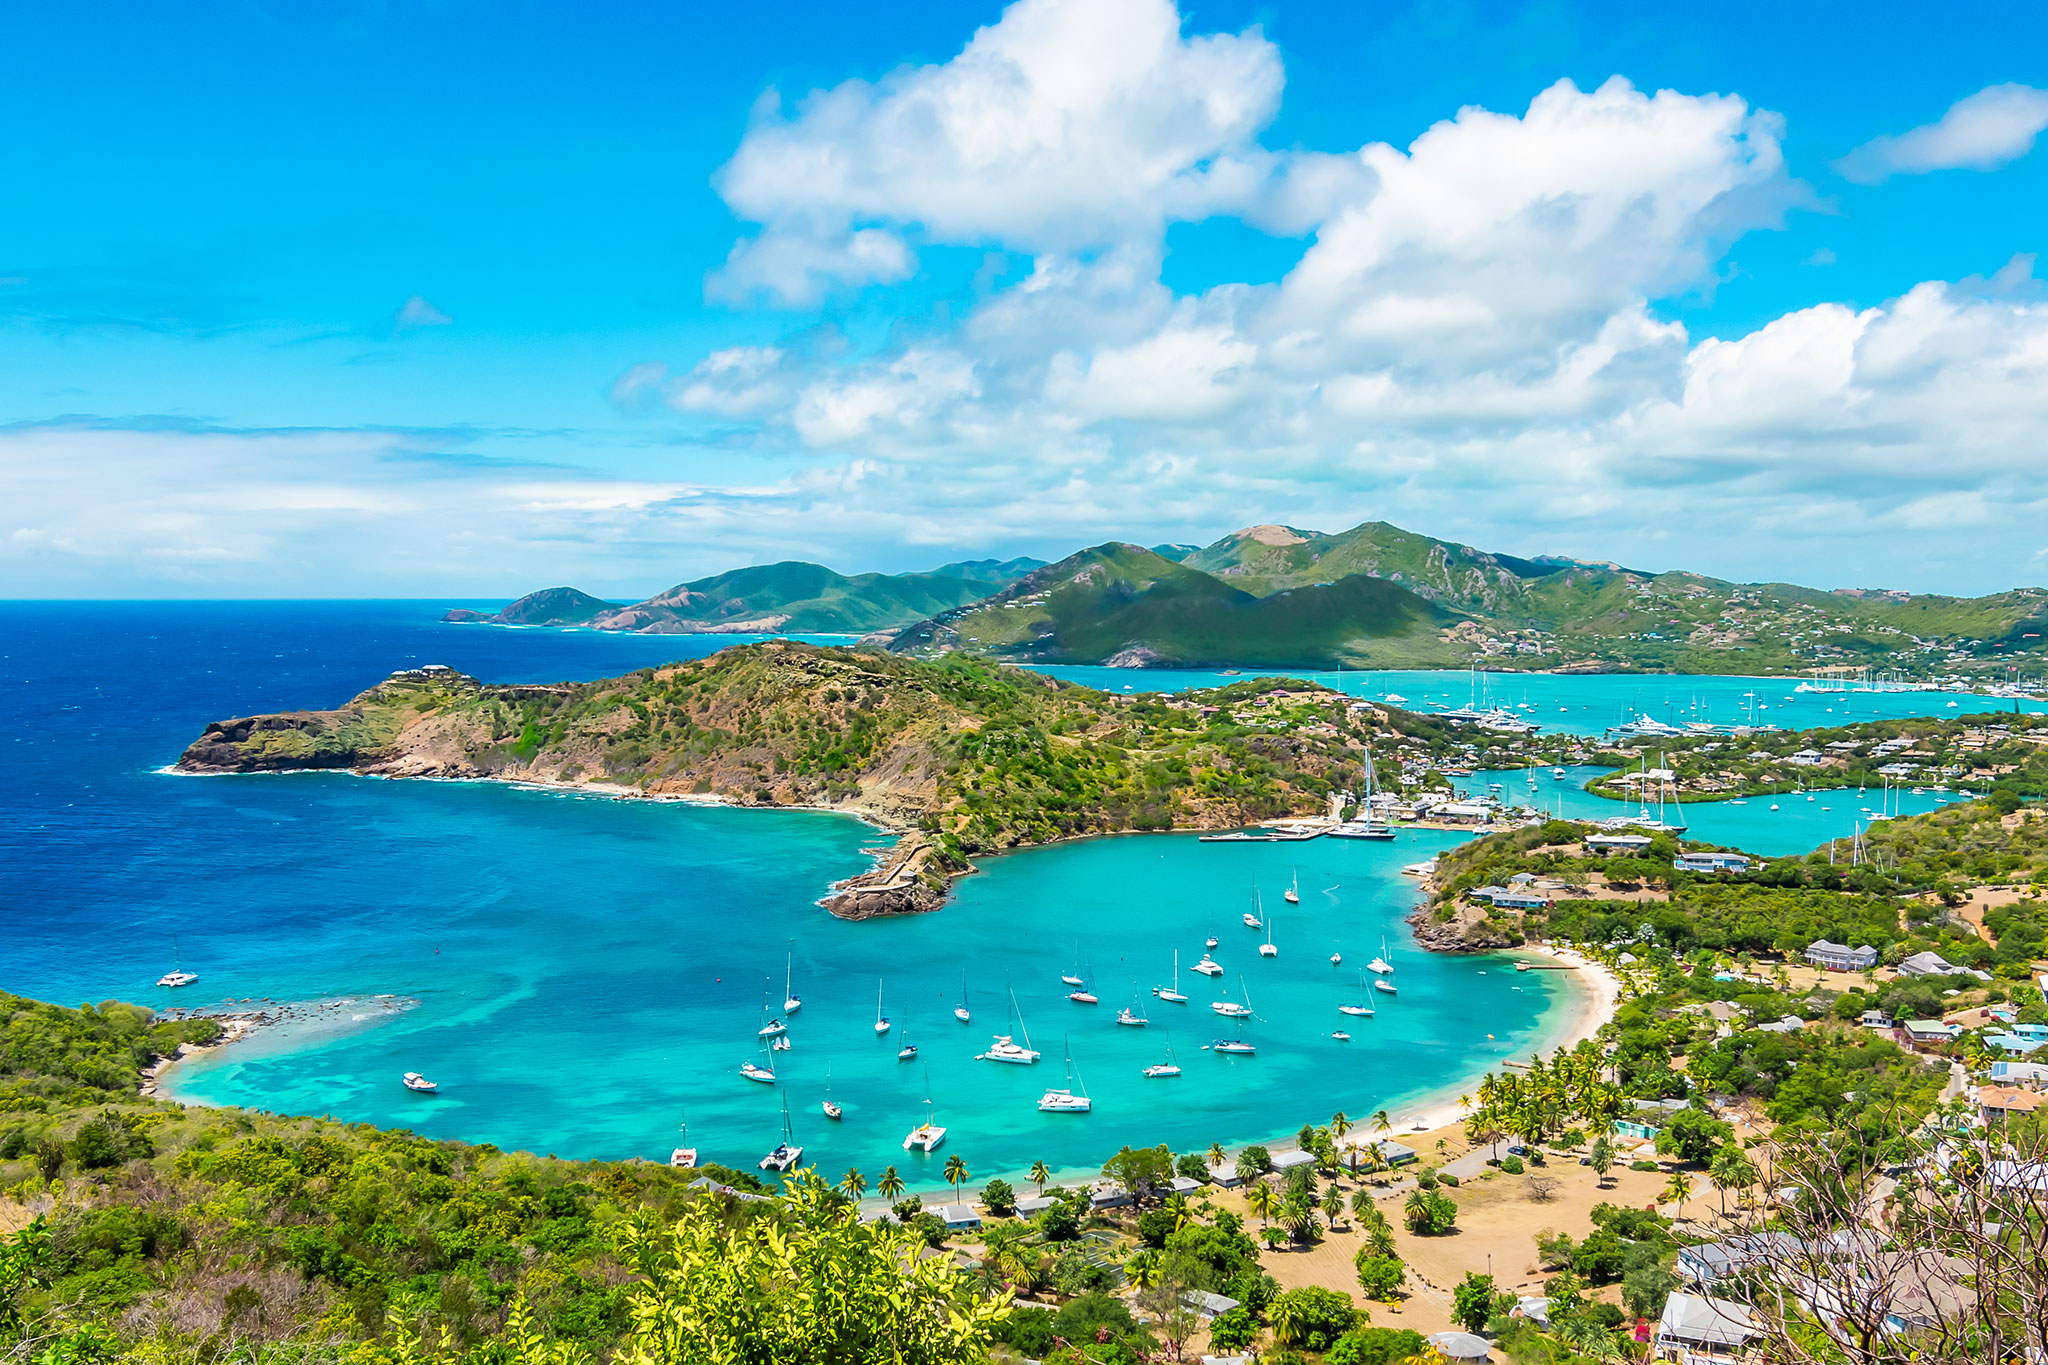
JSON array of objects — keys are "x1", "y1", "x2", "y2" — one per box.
[{"x1": 146, "y1": 994, "x2": 420, "y2": 1103}]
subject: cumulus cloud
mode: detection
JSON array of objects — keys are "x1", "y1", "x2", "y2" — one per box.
[
  {"x1": 394, "y1": 295, "x2": 453, "y2": 329},
  {"x1": 1835, "y1": 83, "x2": 2048, "y2": 183},
  {"x1": 708, "y1": 0, "x2": 1285, "y2": 303}
]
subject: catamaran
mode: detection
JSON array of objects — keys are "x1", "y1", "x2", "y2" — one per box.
[
  {"x1": 758, "y1": 1096, "x2": 802, "y2": 1172},
  {"x1": 1284, "y1": 870, "x2": 1300, "y2": 905},
  {"x1": 1366, "y1": 937, "x2": 1394, "y2": 975},
  {"x1": 979, "y1": 988, "x2": 1041, "y2": 1063},
  {"x1": 874, "y1": 979, "x2": 891, "y2": 1035},
  {"x1": 771, "y1": 1034, "x2": 791, "y2": 1051},
  {"x1": 904, "y1": 1074, "x2": 946, "y2": 1151},
  {"x1": 670, "y1": 1113, "x2": 697, "y2": 1168},
  {"x1": 1038, "y1": 1042, "x2": 1092, "y2": 1113},
  {"x1": 1142, "y1": 1039, "x2": 1182, "y2": 1078},
  {"x1": 782, "y1": 942, "x2": 802, "y2": 1014},
  {"x1": 1153, "y1": 950, "x2": 1189, "y2": 1003},
  {"x1": 157, "y1": 935, "x2": 197, "y2": 988},
  {"x1": 1192, "y1": 953, "x2": 1224, "y2": 977}
]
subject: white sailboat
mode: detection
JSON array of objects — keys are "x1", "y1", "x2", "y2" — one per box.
[
  {"x1": 1259, "y1": 904, "x2": 1278, "y2": 958},
  {"x1": 1209, "y1": 1019, "x2": 1255, "y2": 1055},
  {"x1": 954, "y1": 982, "x2": 972, "y2": 1024},
  {"x1": 822, "y1": 1067, "x2": 842, "y2": 1121},
  {"x1": 1330, "y1": 944, "x2": 1342, "y2": 966},
  {"x1": 1143, "y1": 1038, "x2": 1182, "y2": 1078},
  {"x1": 758, "y1": 1095, "x2": 802, "y2": 1172},
  {"x1": 156, "y1": 934, "x2": 197, "y2": 989},
  {"x1": 1338, "y1": 970, "x2": 1376, "y2": 1017},
  {"x1": 903, "y1": 1071, "x2": 945, "y2": 1151},
  {"x1": 1061, "y1": 941, "x2": 1085, "y2": 988},
  {"x1": 1038, "y1": 1040, "x2": 1092, "y2": 1112},
  {"x1": 1284, "y1": 870, "x2": 1300, "y2": 905},
  {"x1": 1153, "y1": 950, "x2": 1190, "y2": 1003},
  {"x1": 897, "y1": 1031, "x2": 918, "y2": 1061},
  {"x1": 979, "y1": 987, "x2": 1041, "y2": 1063},
  {"x1": 1116, "y1": 989, "x2": 1148, "y2": 1027},
  {"x1": 873, "y1": 979, "x2": 891, "y2": 1035},
  {"x1": 782, "y1": 943, "x2": 802, "y2": 1014},
  {"x1": 1211, "y1": 973, "x2": 1256, "y2": 1018},
  {"x1": 670, "y1": 1111, "x2": 697, "y2": 1168},
  {"x1": 1329, "y1": 745, "x2": 1396, "y2": 840}
]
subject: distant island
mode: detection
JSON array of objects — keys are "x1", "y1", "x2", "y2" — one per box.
[{"x1": 444, "y1": 519, "x2": 2048, "y2": 679}]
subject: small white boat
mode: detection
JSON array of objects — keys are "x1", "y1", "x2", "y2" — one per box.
[
  {"x1": 1116, "y1": 1005, "x2": 1147, "y2": 1026},
  {"x1": 1211, "y1": 998, "x2": 1252, "y2": 1018},
  {"x1": 401, "y1": 1072, "x2": 438, "y2": 1093},
  {"x1": 874, "y1": 979, "x2": 890, "y2": 1034},
  {"x1": 1330, "y1": 950, "x2": 1342, "y2": 965},
  {"x1": 740, "y1": 1061, "x2": 776, "y2": 1084},
  {"x1": 904, "y1": 1121, "x2": 946, "y2": 1152},
  {"x1": 1062, "y1": 942, "x2": 1084, "y2": 987},
  {"x1": 759, "y1": 1099, "x2": 802, "y2": 1172},
  {"x1": 980, "y1": 1034, "x2": 1040, "y2": 1064},
  {"x1": 897, "y1": 1039, "x2": 918, "y2": 1061},
  {"x1": 954, "y1": 981, "x2": 971, "y2": 1023},
  {"x1": 1205, "y1": 934, "x2": 1219, "y2": 950},
  {"x1": 156, "y1": 971, "x2": 198, "y2": 989},
  {"x1": 771, "y1": 1035, "x2": 791, "y2": 1051},
  {"x1": 1374, "y1": 979, "x2": 1398, "y2": 995},
  {"x1": 1155, "y1": 949, "x2": 1190, "y2": 1003},
  {"x1": 1242, "y1": 912, "x2": 1263, "y2": 929},
  {"x1": 1192, "y1": 954, "x2": 1224, "y2": 977},
  {"x1": 1338, "y1": 1003, "x2": 1375, "y2": 1017},
  {"x1": 782, "y1": 944, "x2": 802, "y2": 1014},
  {"x1": 1061, "y1": 972, "x2": 1084, "y2": 987},
  {"x1": 822, "y1": 1069, "x2": 843, "y2": 1121},
  {"x1": 1332, "y1": 1030, "x2": 1351, "y2": 1041},
  {"x1": 759, "y1": 1019, "x2": 787, "y2": 1038},
  {"x1": 1211, "y1": 1039, "x2": 1256, "y2": 1055},
  {"x1": 1039, "y1": 1044, "x2": 1092, "y2": 1112},
  {"x1": 1259, "y1": 907, "x2": 1277, "y2": 958},
  {"x1": 1284, "y1": 870, "x2": 1300, "y2": 905},
  {"x1": 1068, "y1": 989, "x2": 1098, "y2": 1005},
  {"x1": 1143, "y1": 1041, "x2": 1181, "y2": 1078}
]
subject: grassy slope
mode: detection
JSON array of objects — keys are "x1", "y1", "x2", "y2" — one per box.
[
  {"x1": 595, "y1": 561, "x2": 998, "y2": 634},
  {"x1": 890, "y1": 543, "x2": 1455, "y2": 668}
]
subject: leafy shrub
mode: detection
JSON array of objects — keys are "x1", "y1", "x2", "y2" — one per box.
[{"x1": 1500, "y1": 1155, "x2": 1525, "y2": 1174}]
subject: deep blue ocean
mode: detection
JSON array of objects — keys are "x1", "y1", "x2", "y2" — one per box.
[{"x1": 0, "y1": 602, "x2": 2005, "y2": 1192}]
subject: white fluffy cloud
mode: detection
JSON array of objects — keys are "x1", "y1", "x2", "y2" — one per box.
[
  {"x1": 1836, "y1": 83, "x2": 2048, "y2": 183},
  {"x1": 710, "y1": 0, "x2": 1284, "y2": 303}
]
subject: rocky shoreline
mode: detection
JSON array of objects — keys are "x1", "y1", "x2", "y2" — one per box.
[{"x1": 144, "y1": 994, "x2": 419, "y2": 1100}]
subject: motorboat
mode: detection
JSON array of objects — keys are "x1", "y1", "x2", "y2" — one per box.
[
  {"x1": 1330, "y1": 950, "x2": 1342, "y2": 965},
  {"x1": 740, "y1": 1061, "x2": 776, "y2": 1084},
  {"x1": 1210, "y1": 1039, "x2": 1256, "y2": 1055},
  {"x1": 156, "y1": 971, "x2": 198, "y2": 989},
  {"x1": 402, "y1": 1072, "x2": 438, "y2": 1093},
  {"x1": 1332, "y1": 1030, "x2": 1351, "y2": 1041}
]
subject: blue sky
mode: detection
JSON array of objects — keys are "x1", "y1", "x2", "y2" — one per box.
[{"x1": 5, "y1": 0, "x2": 2047, "y2": 597}]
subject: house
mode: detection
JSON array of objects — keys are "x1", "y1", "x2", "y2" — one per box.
[
  {"x1": 1897, "y1": 951, "x2": 1990, "y2": 981},
  {"x1": 933, "y1": 1203, "x2": 982, "y2": 1232},
  {"x1": 1587, "y1": 833, "x2": 1654, "y2": 852},
  {"x1": 1676, "y1": 1234, "x2": 1806, "y2": 1287},
  {"x1": 1088, "y1": 1185, "x2": 1134, "y2": 1209},
  {"x1": 1985, "y1": 1032, "x2": 2047, "y2": 1056},
  {"x1": 1978, "y1": 1085, "x2": 2047, "y2": 1125},
  {"x1": 1788, "y1": 749, "x2": 1827, "y2": 767},
  {"x1": 1468, "y1": 884, "x2": 1551, "y2": 909},
  {"x1": 1755, "y1": 1014, "x2": 1806, "y2": 1035},
  {"x1": 1012, "y1": 1194, "x2": 1058, "y2": 1217},
  {"x1": 1858, "y1": 1009, "x2": 1895, "y2": 1031},
  {"x1": 1169, "y1": 1175, "x2": 1205, "y2": 1195},
  {"x1": 1364, "y1": 1138, "x2": 1418, "y2": 1166},
  {"x1": 1655, "y1": 1292, "x2": 1760, "y2": 1360},
  {"x1": 1270, "y1": 1148, "x2": 1319, "y2": 1172},
  {"x1": 1614, "y1": 1119, "x2": 1661, "y2": 1141},
  {"x1": 1989, "y1": 1060, "x2": 2048, "y2": 1089},
  {"x1": 1181, "y1": 1289, "x2": 1242, "y2": 1320},
  {"x1": 1804, "y1": 939, "x2": 1879, "y2": 971},
  {"x1": 1674, "y1": 851, "x2": 1751, "y2": 874},
  {"x1": 1902, "y1": 1020, "x2": 1962, "y2": 1047}
]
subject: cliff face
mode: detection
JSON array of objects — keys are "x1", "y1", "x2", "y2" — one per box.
[{"x1": 1405, "y1": 900, "x2": 1527, "y2": 953}]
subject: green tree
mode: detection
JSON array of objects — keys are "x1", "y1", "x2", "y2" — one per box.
[
  {"x1": 981, "y1": 1177, "x2": 1016, "y2": 1215},
  {"x1": 1402, "y1": 1188, "x2": 1457, "y2": 1235},
  {"x1": 1655, "y1": 1107, "x2": 1734, "y2": 1164},
  {"x1": 1029, "y1": 1160, "x2": 1051, "y2": 1195},
  {"x1": 1354, "y1": 1250, "x2": 1405, "y2": 1302},
  {"x1": 876, "y1": 1166, "x2": 905, "y2": 1202},
  {"x1": 1451, "y1": 1272, "x2": 1501, "y2": 1333},
  {"x1": 1589, "y1": 1135, "x2": 1616, "y2": 1186},
  {"x1": 1268, "y1": 1285, "x2": 1360, "y2": 1352},
  {"x1": 942, "y1": 1154, "x2": 969, "y2": 1198},
  {"x1": 1101, "y1": 1143, "x2": 1174, "y2": 1202},
  {"x1": 840, "y1": 1168, "x2": 867, "y2": 1199}
]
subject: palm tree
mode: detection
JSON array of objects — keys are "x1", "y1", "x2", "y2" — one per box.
[
  {"x1": 943, "y1": 1154, "x2": 969, "y2": 1198},
  {"x1": 1164, "y1": 1192, "x2": 1195, "y2": 1231},
  {"x1": 1207, "y1": 1142, "x2": 1225, "y2": 1169},
  {"x1": 1435, "y1": 1136, "x2": 1450, "y2": 1165},
  {"x1": 1029, "y1": 1160, "x2": 1050, "y2": 1195},
  {"x1": 1234, "y1": 1149, "x2": 1264, "y2": 1186},
  {"x1": 1320, "y1": 1183, "x2": 1345, "y2": 1229},
  {"x1": 1372, "y1": 1108, "x2": 1393, "y2": 1139},
  {"x1": 1709, "y1": 1147, "x2": 1757, "y2": 1218},
  {"x1": 1330, "y1": 1110, "x2": 1351, "y2": 1140},
  {"x1": 840, "y1": 1167, "x2": 867, "y2": 1199},
  {"x1": 1661, "y1": 1170, "x2": 1695, "y2": 1212},
  {"x1": 1125, "y1": 1248, "x2": 1163, "y2": 1289},
  {"x1": 1245, "y1": 1179, "x2": 1277, "y2": 1226},
  {"x1": 877, "y1": 1165, "x2": 905, "y2": 1202}
]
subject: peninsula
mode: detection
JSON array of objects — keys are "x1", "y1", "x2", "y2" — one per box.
[{"x1": 175, "y1": 643, "x2": 1451, "y2": 916}]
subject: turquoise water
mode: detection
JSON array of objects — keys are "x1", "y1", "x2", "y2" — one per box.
[
  {"x1": 3, "y1": 602, "x2": 1566, "y2": 1195},
  {"x1": 1036, "y1": 664, "x2": 2042, "y2": 737},
  {"x1": 1466, "y1": 765, "x2": 1959, "y2": 857}
]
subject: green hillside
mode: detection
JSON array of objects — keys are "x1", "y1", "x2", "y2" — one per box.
[
  {"x1": 927, "y1": 555, "x2": 1045, "y2": 584},
  {"x1": 441, "y1": 586, "x2": 621, "y2": 627},
  {"x1": 889, "y1": 543, "x2": 1453, "y2": 667}
]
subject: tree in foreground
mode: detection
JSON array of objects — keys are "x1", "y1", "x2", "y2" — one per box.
[
  {"x1": 1451, "y1": 1271, "x2": 1504, "y2": 1333},
  {"x1": 384, "y1": 1171, "x2": 1009, "y2": 1364}
]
